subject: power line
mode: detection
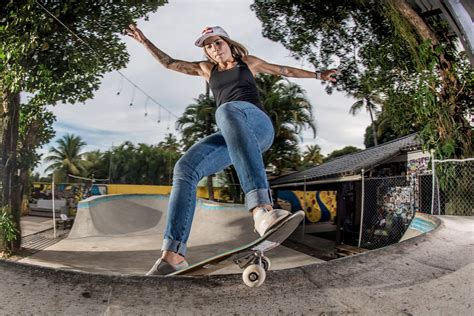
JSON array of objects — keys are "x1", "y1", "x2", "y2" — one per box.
[{"x1": 34, "y1": 0, "x2": 180, "y2": 120}]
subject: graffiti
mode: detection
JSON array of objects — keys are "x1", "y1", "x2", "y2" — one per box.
[
  {"x1": 407, "y1": 156, "x2": 430, "y2": 176},
  {"x1": 276, "y1": 190, "x2": 337, "y2": 223},
  {"x1": 366, "y1": 184, "x2": 415, "y2": 246},
  {"x1": 381, "y1": 186, "x2": 414, "y2": 223}
]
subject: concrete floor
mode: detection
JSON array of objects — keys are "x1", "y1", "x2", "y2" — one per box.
[
  {"x1": 19, "y1": 194, "x2": 323, "y2": 275},
  {"x1": 20, "y1": 216, "x2": 54, "y2": 237},
  {"x1": 1, "y1": 215, "x2": 472, "y2": 315}
]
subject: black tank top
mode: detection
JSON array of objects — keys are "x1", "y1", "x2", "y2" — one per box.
[{"x1": 208, "y1": 58, "x2": 263, "y2": 110}]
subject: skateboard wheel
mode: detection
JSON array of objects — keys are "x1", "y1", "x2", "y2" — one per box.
[{"x1": 243, "y1": 264, "x2": 266, "y2": 287}]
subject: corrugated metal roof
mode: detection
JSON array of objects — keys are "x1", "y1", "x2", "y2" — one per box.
[{"x1": 270, "y1": 133, "x2": 421, "y2": 186}]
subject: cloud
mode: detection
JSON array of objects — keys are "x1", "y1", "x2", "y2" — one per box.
[{"x1": 34, "y1": 0, "x2": 372, "y2": 175}]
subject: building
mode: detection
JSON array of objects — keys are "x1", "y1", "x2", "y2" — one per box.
[{"x1": 269, "y1": 133, "x2": 432, "y2": 249}]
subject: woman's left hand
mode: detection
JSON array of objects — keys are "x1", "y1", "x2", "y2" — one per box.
[{"x1": 321, "y1": 69, "x2": 338, "y2": 82}]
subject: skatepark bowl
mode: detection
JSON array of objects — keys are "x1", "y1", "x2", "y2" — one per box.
[{"x1": 1, "y1": 193, "x2": 472, "y2": 314}]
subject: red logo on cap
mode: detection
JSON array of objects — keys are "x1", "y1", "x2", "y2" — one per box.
[{"x1": 201, "y1": 27, "x2": 214, "y2": 35}]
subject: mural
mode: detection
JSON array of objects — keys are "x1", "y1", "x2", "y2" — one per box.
[
  {"x1": 277, "y1": 190, "x2": 337, "y2": 223},
  {"x1": 407, "y1": 156, "x2": 430, "y2": 176},
  {"x1": 364, "y1": 183, "x2": 415, "y2": 247}
]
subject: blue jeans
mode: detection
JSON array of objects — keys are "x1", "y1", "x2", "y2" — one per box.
[{"x1": 162, "y1": 101, "x2": 275, "y2": 257}]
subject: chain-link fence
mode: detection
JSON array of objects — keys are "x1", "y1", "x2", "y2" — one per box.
[
  {"x1": 359, "y1": 157, "x2": 473, "y2": 250},
  {"x1": 432, "y1": 158, "x2": 473, "y2": 216},
  {"x1": 359, "y1": 175, "x2": 417, "y2": 250}
]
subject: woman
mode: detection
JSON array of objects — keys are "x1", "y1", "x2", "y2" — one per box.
[{"x1": 127, "y1": 25, "x2": 336, "y2": 275}]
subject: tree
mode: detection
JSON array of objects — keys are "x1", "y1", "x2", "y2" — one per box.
[
  {"x1": 158, "y1": 133, "x2": 181, "y2": 153},
  {"x1": 158, "y1": 134, "x2": 182, "y2": 185},
  {"x1": 349, "y1": 74, "x2": 383, "y2": 146},
  {"x1": 251, "y1": 0, "x2": 473, "y2": 159},
  {"x1": 256, "y1": 74, "x2": 316, "y2": 175},
  {"x1": 44, "y1": 134, "x2": 87, "y2": 182},
  {"x1": 363, "y1": 110, "x2": 400, "y2": 148},
  {"x1": 102, "y1": 141, "x2": 180, "y2": 185},
  {"x1": 176, "y1": 94, "x2": 217, "y2": 150},
  {"x1": 324, "y1": 146, "x2": 362, "y2": 162},
  {"x1": 302, "y1": 144, "x2": 324, "y2": 167},
  {"x1": 82, "y1": 150, "x2": 105, "y2": 179},
  {"x1": 0, "y1": 0, "x2": 166, "y2": 249}
]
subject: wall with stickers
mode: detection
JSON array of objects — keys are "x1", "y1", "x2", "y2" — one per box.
[{"x1": 276, "y1": 190, "x2": 337, "y2": 223}]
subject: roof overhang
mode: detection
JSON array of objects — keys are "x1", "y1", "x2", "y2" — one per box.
[{"x1": 271, "y1": 174, "x2": 362, "y2": 189}]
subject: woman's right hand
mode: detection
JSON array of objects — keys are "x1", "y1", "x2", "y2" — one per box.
[{"x1": 126, "y1": 24, "x2": 147, "y2": 44}]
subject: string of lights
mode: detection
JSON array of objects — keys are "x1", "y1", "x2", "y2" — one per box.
[{"x1": 34, "y1": 0, "x2": 180, "y2": 125}]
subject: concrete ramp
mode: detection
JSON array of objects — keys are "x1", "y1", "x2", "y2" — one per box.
[
  {"x1": 20, "y1": 194, "x2": 322, "y2": 274},
  {"x1": 68, "y1": 194, "x2": 168, "y2": 238}
]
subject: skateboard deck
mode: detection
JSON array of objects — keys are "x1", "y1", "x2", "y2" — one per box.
[{"x1": 168, "y1": 211, "x2": 305, "y2": 287}]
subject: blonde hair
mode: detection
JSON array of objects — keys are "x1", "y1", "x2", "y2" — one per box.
[{"x1": 203, "y1": 36, "x2": 249, "y2": 64}]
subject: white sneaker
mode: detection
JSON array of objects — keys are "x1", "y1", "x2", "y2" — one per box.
[
  {"x1": 253, "y1": 207, "x2": 291, "y2": 236},
  {"x1": 145, "y1": 258, "x2": 189, "y2": 276}
]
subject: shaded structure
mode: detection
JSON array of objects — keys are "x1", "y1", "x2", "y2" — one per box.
[{"x1": 270, "y1": 134, "x2": 430, "y2": 248}]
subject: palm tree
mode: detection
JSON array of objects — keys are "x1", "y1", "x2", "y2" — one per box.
[
  {"x1": 302, "y1": 144, "x2": 324, "y2": 166},
  {"x1": 256, "y1": 74, "x2": 316, "y2": 174},
  {"x1": 176, "y1": 94, "x2": 217, "y2": 150},
  {"x1": 44, "y1": 134, "x2": 87, "y2": 182},
  {"x1": 82, "y1": 150, "x2": 106, "y2": 179},
  {"x1": 158, "y1": 133, "x2": 181, "y2": 153},
  {"x1": 349, "y1": 75, "x2": 383, "y2": 146},
  {"x1": 157, "y1": 135, "x2": 182, "y2": 185}
]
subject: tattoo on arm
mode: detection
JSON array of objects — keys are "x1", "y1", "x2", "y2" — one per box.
[
  {"x1": 171, "y1": 61, "x2": 201, "y2": 76},
  {"x1": 279, "y1": 66, "x2": 289, "y2": 76},
  {"x1": 144, "y1": 39, "x2": 200, "y2": 75},
  {"x1": 144, "y1": 39, "x2": 176, "y2": 67}
]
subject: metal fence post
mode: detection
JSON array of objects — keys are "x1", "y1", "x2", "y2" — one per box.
[
  {"x1": 358, "y1": 169, "x2": 365, "y2": 248},
  {"x1": 52, "y1": 174, "x2": 56, "y2": 238},
  {"x1": 430, "y1": 150, "x2": 436, "y2": 215},
  {"x1": 302, "y1": 176, "x2": 307, "y2": 237}
]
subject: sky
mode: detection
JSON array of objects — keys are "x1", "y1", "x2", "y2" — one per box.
[{"x1": 34, "y1": 0, "x2": 372, "y2": 176}]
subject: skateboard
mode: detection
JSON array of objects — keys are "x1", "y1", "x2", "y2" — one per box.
[{"x1": 168, "y1": 210, "x2": 305, "y2": 287}]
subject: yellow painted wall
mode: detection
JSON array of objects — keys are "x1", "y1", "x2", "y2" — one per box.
[
  {"x1": 107, "y1": 184, "x2": 172, "y2": 195},
  {"x1": 107, "y1": 184, "x2": 227, "y2": 200},
  {"x1": 32, "y1": 182, "x2": 231, "y2": 201}
]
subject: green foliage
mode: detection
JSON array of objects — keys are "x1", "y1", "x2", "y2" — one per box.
[
  {"x1": 0, "y1": 207, "x2": 19, "y2": 255},
  {"x1": 18, "y1": 103, "x2": 56, "y2": 172},
  {"x1": 301, "y1": 144, "x2": 324, "y2": 167},
  {"x1": 158, "y1": 133, "x2": 181, "y2": 153},
  {"x1": 251, "y1": 0, "x2": 473, "y2": 159},
  {"x1": 363, "y1": 119, "x2": 399, "y2": 148},
  {"x1": 324, "y1": 146, "x2": 362, "y2": 162},
  {"x1": 1, "y1": 0, "x2": 168, "y2": 184},
  {"x1": 176, "y1": 94, "x2": 217, "y2": 150},
  {"x1": 106, "y1": 141, "x2": 181, "y2": 185},
  {"x1": 1, "y1": 0, "x2": 167, "y2": 99},
  {"x1": 436, "y1": 163, "x2": 473, "y2": 216},
  {"x1": 44, "y1": 134, "x2": 88, "y2": 181},
  {"x1": 256, "y1": 74, "x2": 316, "y2": 174}
]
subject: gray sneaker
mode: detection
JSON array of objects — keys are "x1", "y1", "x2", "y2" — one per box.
[
  {"x1": 253, "y1": 208, "x2": 291, "y2": 236},
  {"x1": 145, "y1": 258, "x2": 189, "y2": 276}
]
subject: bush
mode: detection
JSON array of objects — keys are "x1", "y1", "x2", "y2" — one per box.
[{"x1": 0, "y1": 207, "x2": 19, "y2": 256}]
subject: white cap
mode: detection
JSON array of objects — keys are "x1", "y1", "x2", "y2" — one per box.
[{"x1": 195, "y1": 26, "x2": 230, "y2": 47}]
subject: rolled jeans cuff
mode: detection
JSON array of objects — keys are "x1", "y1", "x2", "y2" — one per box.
[
  {"x1": 245, "y1": 188, "x2": 273, "y2": 211},
  {"x1": 162, "y1": 238, "x2": 187, "y2": 257}
]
